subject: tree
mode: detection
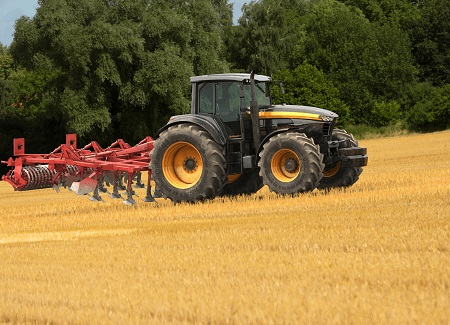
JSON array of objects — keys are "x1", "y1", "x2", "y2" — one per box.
[
  {"x1": 336, "y1": 0, "x2": 419, "y2": 25},
  {"x1": 229, "y1": 0, "x2": 310, "y2": 75},
  {"x1": 296, "y1": 0, "x2": 417, "y2": 124},
  {"x1": 405, "y1": 82, "x2": 450, "y2": 131},
  {"x1": 273, "y1": 63, "x2": 350, "y2": 126},
  {"x1": 409, "y1": 0, "x2": 450, "y2": 86},
  {"x1": 9, "y1": 0, "x2": 231, "y2": 145},
  {"x1": 0, "y1": 45, "x2": 16, "y2": 110}
]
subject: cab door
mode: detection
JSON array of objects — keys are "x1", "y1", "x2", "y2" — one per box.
[{"x1": 197, "y1": 81, "x2": 242, "y2": 136}]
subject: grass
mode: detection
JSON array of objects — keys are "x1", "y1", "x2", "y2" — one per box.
[
  {"x1": 0, "y1": 130, "x2": 449, "y2": 324},
  {"x1": 345, "y1": 122, "x2": 412, "y2": 139}
]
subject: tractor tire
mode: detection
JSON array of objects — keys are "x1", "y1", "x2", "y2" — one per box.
[
  {"x1": 258, "y1": 133, "x2": 324, "y2": 195},
  {"x1": 221, "y1": 171, "x2": 263, "y2": 196},
  {"x1": 318, "y1": 129, "x2": 363, "y2": 190},
  {"x1": 150, "y1": 124, "x2": 227, "y2": 203}
]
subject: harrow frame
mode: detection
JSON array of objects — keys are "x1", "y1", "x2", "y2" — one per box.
[{"x1": 1, "y1": 134, "x2": 155, "y2": 205}]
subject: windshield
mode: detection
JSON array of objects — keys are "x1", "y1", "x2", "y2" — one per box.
[{"x1": 242, "y1": 81, "x2": 271, "y2": 107}]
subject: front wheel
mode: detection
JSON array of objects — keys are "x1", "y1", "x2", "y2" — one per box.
[
  {"x1": 150, "y1": 124, "x2": 227, "y2": 203},
  {"x1": 258, "y1": 133, "x2": 324, "y2": 194}
]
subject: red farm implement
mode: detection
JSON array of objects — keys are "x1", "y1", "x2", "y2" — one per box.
[{"x1": 1, "y1": 134, "x2": 155, "y2": 205}]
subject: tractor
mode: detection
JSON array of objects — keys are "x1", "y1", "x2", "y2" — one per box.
[
  {"x1": 2, "y1": 72, "x2": 367, "y2": 204},
  {"x1": 149, "y1": 72, "x2": 367, "y2": 202}
]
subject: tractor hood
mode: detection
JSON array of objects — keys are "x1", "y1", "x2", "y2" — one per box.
[{"x1": 259, "y1": 104, "x2": 338, "y2": 122}]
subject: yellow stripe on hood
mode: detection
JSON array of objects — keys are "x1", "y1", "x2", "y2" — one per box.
[{"x1": 259, "y1": 111, "x2": 322, "y2": 121}]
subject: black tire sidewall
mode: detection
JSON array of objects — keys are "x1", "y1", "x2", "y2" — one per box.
[
  {"x1": 259, "y1": 134, "x2": 323, "y2": 194},
  {"x1": 150, "y1": 125, "x2": 226, "y2": 202}
]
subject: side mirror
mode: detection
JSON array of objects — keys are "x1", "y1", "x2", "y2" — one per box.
[{"x1": 272, "y1": 80, "x2": 285, "y2": 95}]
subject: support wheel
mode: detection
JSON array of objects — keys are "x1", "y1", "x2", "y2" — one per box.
[
  {"x1": 258, "y1": 133, "x2": 324, "y2": 194},
  {"x1": 150, "y1": 124, "x2": 227, "y2": 203},
  {"x1": 318, "y1": 129, "x2": 363, "y2": 189},
  {"x1": 221, "y1": 171, "x2": 263, "y2": 196}
]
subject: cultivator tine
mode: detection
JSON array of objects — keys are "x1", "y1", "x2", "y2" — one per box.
[
  {"x1": 117, "y1": 174, "x2": 127, "y2": 191},
  {"x1": 133, "y1": 173, "x2": 145, "y2": 188},
  {"x1": 123, "y1": 191, "x2": 137, "y2": 205},
  {"x1": 122, "y1": 172, "x2": 137, "y2": 205},
  {"x1": 109, "y1": 173, "x2": 123, "y2": 199},
  {"x1": 143, "y1": 185, "x2": 155, "y2": 202},
  {"x1": 98, "y1": 178, "x2": 111, "y2": 195},
  {"x1": 88, "y1": 185, "x2": 105, "y2": 203},
  {"x1": 110, "y1": 188, "x2": 123, "y2": 199},
  {"x1": 142, "y1": 171, "x2": 155, "y2": 202}
]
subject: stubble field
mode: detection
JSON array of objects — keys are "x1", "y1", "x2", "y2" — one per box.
[{"x1": 0, "y1": 131, "x2": 449, "y2": 324}]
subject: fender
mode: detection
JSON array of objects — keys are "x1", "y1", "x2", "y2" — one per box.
[
  {"x1": 155, "y1": 114, "x2": 229, "y2": 145},
  {"x1": 257, "y1": 128, "x2": 290, "y2": 158}
]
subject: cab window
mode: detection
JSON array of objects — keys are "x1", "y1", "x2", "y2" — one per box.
[{"x1": 198, "y1": 82, "x2": 214, "y2": 114}]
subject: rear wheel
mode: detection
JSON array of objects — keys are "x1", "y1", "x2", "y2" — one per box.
[
  {"x1": 150, "y1": 124, "x2": 227, "y2": 202},
  {"x1": 258, "y1": 133, "x2": 324, "y2": 194},
  {"x1": 319, "y1": 129, "x2": 363, "y2": 189},
  {"x1": 221, "y1": 171, "x2": 263, "y2": 196}
]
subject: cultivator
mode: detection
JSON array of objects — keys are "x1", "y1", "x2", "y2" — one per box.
[{"x1": 1, "y1": 134, "x2": 155, "y2": 205}]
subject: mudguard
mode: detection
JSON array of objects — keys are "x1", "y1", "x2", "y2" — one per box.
[{"x1": 154, "y1": 114, "x2": 229, "y2": 145}]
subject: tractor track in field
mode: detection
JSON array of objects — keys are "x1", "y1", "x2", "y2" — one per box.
[{"x1": 0, "y1": 228, "x2": 138, "y2": 245}]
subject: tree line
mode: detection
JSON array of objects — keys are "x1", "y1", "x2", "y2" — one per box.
[{"x1": 0, "y1": 0, "x2": 449, "y2": 163}]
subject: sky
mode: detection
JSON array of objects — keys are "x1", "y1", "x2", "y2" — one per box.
[
  {"x1": 0, "y1": 0, "x2": 248, "y2": 47},
  {"x1": 0, "y1": 0, "x2": 39, "y2": 47}
]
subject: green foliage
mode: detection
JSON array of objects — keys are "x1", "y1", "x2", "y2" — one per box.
[
  {"x1": 229, "y1": 0, "x2": 428, "y2": 130},
  {"x1": 405, "y1": 83, "x2": 450, "y2": 131},
  {"x1": 408, "y1": 0, "x2": 450, "y2": 86},
  {"x1": 337, "y1": 0, "x2": 419, "y2": 25},
  {"x1": 0, "y1": 53, "x2": 14, "y2": 80},
  {"x1": 7, "y1": 0, "x2": 231, "y2": 144},
  {"x1": 273, "y1": 63, "x2": 350, "y2": 126},
  {"x1": 298, "y1": 0, "x2": 417, "y2": 124},
  {"x1": 0, "y1": 48, "x2": 16, "y2": 111},
  {"x1": 345, "y1": 121, "x2": 410, "y2": 140},
  {"x1": 371, "y1": 101, "x2": 401, "y2": 127},
  {"x1": 228, "y1": 0, "x2": 310, "y2": 74}
]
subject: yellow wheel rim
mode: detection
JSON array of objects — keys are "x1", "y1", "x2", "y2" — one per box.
[
  {"x1": 271, "y1": 149, "x2": 300, "y2": 182},
  {"x1": 162, "y1": 142, "x2": 203, "y2": 189},
  {"x1": 323, "y1": 161, "x2": 341, "y2": 177},
  {"x1": 227, "y1": 174, "x2": 241, "y2": 184}
]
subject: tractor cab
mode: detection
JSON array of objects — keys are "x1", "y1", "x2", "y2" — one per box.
[{"x1": 190, "y1": 74, "x2": 272, "y2": 137}]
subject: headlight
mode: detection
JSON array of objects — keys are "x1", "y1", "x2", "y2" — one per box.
[{"x1": 319, "y1": 115, "x2": 334, "y2": 122}]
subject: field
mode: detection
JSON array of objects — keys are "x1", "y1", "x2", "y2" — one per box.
[{"x1": 0, "y1": 131, "x2": 449, "y2": 324}]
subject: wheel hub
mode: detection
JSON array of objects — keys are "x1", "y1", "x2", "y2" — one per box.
[
  {"x1": 284, "y1": 158, "x2": 298, "y2": 173},
  {"x1": 184, "y1": 157, "x2": 197, "y2": 173}
]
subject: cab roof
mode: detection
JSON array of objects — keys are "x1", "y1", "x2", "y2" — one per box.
[{"x1": 190, "y1": 73, "x2": 271, "y2": 83}]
